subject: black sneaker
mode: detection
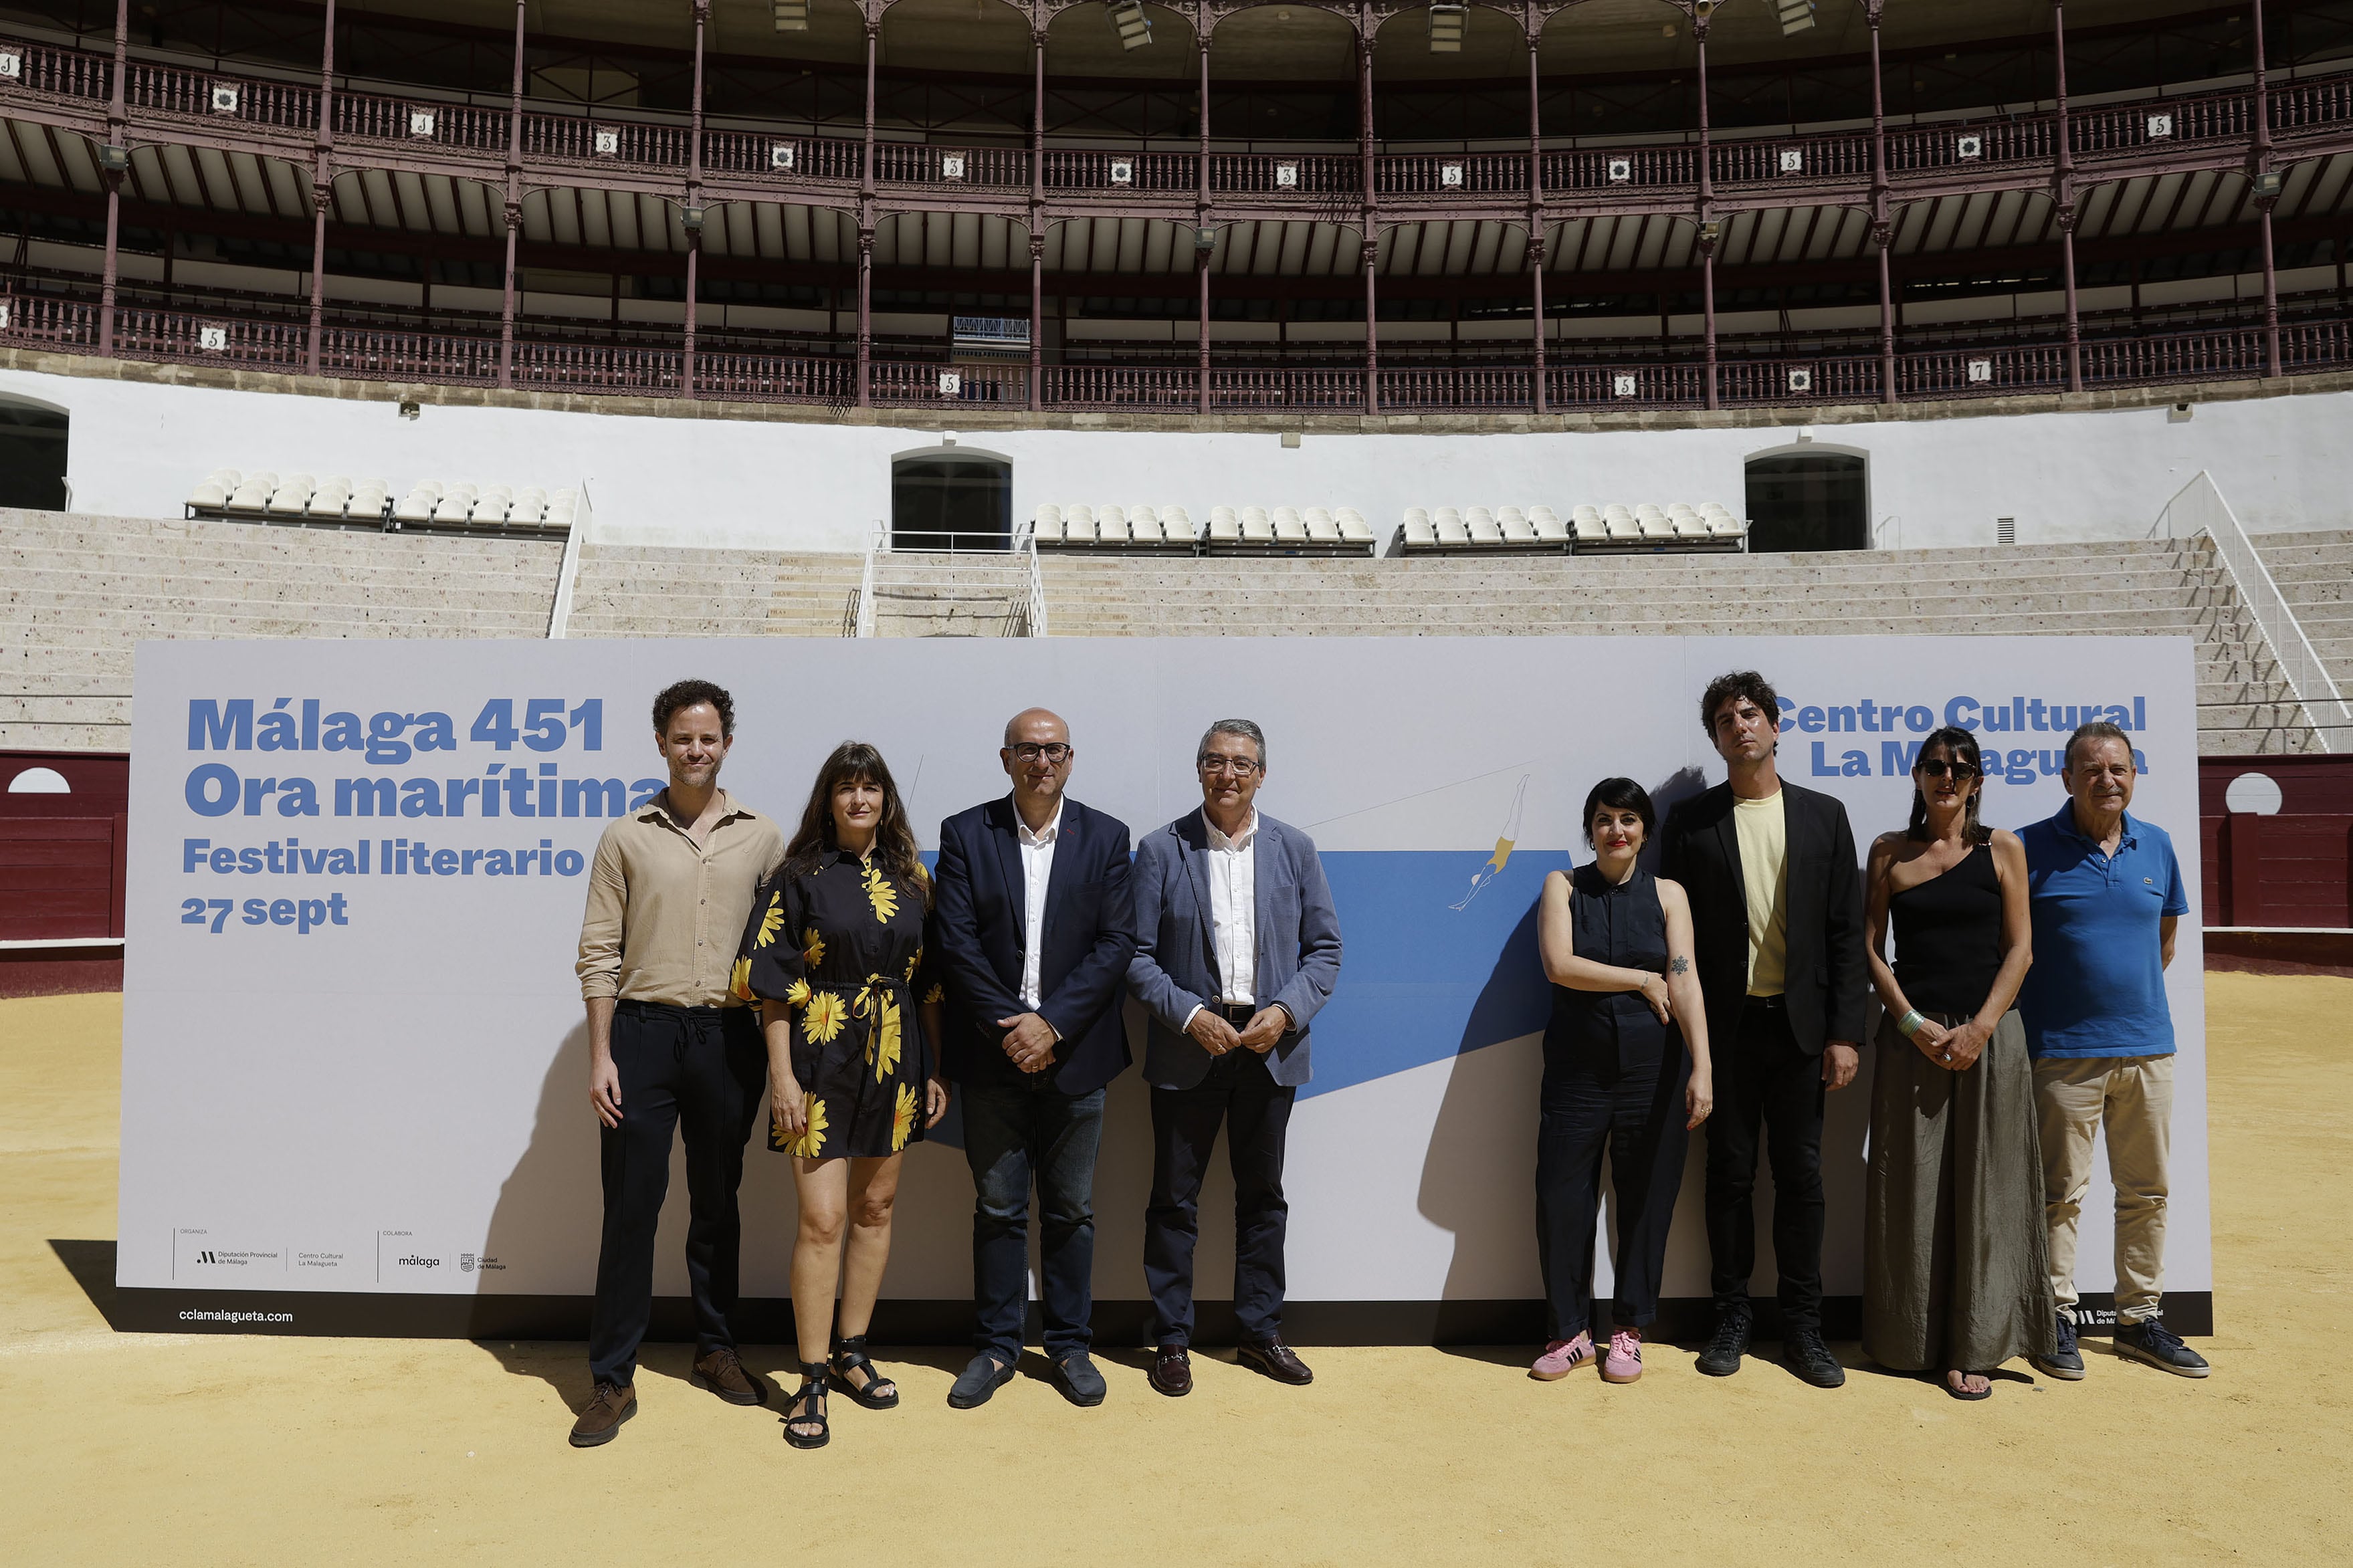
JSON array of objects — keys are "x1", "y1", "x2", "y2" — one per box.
[
  {"x1": 1696, "y1": 1311, "x2": 1752, "y2": 1377},
  {"x1": 2033, "y1": 1311, "x2": 2085, "y2": 1381},
  {"x1": 1781, "y1": 1329, "x2": 1847, "y2": 1388},
  {"x1": 2113, "y1": 1318, "x2": 2211, "y2": 1378}
]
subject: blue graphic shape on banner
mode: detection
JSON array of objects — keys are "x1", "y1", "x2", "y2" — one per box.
[{"x1": 1299, "y1": 849, "x2": 1574, "y2": 1101}]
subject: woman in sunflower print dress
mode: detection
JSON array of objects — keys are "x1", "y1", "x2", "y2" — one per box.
[{"x1": 736, "y1": 741, "x2": 948, "y2": 1450}]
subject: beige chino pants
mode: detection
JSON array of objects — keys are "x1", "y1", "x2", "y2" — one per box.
[{"x1": 2033, "y1": 1054, "x2": 2174, "y2": 1324}]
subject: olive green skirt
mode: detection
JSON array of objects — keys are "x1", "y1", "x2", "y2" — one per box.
[{"x1": 1862, "y1": 1008, "x2": 2057, "y2": 1373}]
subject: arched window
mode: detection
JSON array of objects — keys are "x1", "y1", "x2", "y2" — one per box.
[
  {"x1": 891, "y1": 447, "x2": 1011, "y2": 551},
  {"x1": 1743, "y1": 448, "x2": 1867, "y2": 554},
  {"x1": 0, "y1": 397, "x2": 68, "y2": 511}
]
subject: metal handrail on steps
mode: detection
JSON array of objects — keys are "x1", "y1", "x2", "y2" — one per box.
[
  {"x1": 851, "y1": 526, "x2": 880, "y2": 639},
  {"x1": 2155, "y1": 471, "x2": 2353, "y2": 752}
]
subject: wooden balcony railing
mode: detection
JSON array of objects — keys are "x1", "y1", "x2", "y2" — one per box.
[
  {"x1": 9, "y1": 290, "x2": 2346, "y2": 415},
  {"x1": 9, "y1": 31, "x2": 2350, "y2": 217}
]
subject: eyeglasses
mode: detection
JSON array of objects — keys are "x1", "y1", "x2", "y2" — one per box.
[
  {"x1": 1010, "y1": 742, "x2": 1071, "y2": 764},
  {"x1": 1917, "y1": 759, "x2": 1979, "y2": 780},
  {"x1": 1199, "y1": 756, "x2": 1261, "y2": 776}
]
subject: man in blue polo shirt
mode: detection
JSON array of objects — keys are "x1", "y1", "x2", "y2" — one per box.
[{"x1": 2017, "y1": 720, "x2": 2207, "y2": 1381}]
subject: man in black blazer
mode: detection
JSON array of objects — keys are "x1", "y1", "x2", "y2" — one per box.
[
  {"x1": 932, "y1": 707, "x2": 1135, "y2": 1410},
  {"x1": 1660, "y1": 669, "x2": 1867, "y2": 1389}
]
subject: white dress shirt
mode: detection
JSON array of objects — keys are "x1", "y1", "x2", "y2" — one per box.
[
  {"x1": 1181, "y1": 808, "x2": 1261, "y2": 1032},
  {"x1": 1015, "y1": 796, "x2": 1063, "y2": 1012}
]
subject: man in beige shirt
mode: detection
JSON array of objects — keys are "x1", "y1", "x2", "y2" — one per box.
[{"x1": 568, "y1": 679, "x2": 785, "y2": 1448}]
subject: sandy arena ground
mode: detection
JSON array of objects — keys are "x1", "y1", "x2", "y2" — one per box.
[{"x1": 4, "y1": 973, "x2": 2349, "y2": 1566}]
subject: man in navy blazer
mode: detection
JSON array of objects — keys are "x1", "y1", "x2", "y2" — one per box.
[
  {"x1": 1126, "y1": 719, "x2": 1342, "y2": 1395},
  {"x1": 932, "y1": 707, "x2": 1135, "y2": 1411}
]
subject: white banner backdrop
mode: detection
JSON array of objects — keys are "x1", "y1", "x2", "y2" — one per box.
[{"x1": 120, "y1": 636, "x2": 2207, "y2": 1333}]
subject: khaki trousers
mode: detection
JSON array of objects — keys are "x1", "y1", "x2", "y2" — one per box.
[{"x1": 2033, "y1": 1054, "x2": 2174, "y2": 1324}]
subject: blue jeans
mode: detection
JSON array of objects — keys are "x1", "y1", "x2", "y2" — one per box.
[{"x1": 961, "y1": 1079, "x2": 1106, "y2": 1363}]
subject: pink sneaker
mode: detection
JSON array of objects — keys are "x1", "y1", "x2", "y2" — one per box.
[
  {"x1": 1601, "y1": 1329, "x2": 1643, "y2": 1384},
  {"x1": 1529, "y1": 1332, "x2": 1595, "y2": 1381}
]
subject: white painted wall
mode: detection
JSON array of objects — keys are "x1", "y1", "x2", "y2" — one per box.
[{"x1": 4, "y1": 358, "x2": 2350, "y2": 554}]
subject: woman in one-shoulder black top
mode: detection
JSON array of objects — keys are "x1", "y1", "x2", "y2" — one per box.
[
  {"x1": 1861, "y1": 726, "x2": 2049, "y2": 1401},
  {"x1": 1528, "y1": 778, "x2": 1713, "y2": 1387}
]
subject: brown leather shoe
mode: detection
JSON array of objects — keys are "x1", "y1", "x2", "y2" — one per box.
[
  {"x1": 1149, "y1": 1343, "x2": 1193, "y2": 1397},
  {"x1": 691, "y1": 1346, "x2": 768, "y2": 1407},
  {"x1": 1237, "y1": 1339, "x2": 1314, "y2": 1386},
  {"x1": 569, "y1": 1381, "x2": 636, "y2": 1447}
]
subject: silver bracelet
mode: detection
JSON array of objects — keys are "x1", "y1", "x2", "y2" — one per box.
[{"x1": 1896, "y1": 1009, "x2": 1926, "y2": 1038}]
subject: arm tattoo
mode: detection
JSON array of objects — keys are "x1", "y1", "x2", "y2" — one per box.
[{"x1": 1670, "y1": 956, "x2": 1690, "y2": 975}]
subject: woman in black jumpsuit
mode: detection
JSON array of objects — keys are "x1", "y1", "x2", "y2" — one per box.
[{"x1": 1530, "y1": 778, "x2": 1714, "y2": 1385}]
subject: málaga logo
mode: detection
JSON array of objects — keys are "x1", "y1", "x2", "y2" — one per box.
[{"x1": 395, "y1": 1254, "x2": 441, "y2": 1269}]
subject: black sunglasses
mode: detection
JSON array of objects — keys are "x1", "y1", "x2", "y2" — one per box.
[{"x1": 1916, "y1": 758, "x2": 1980, "y2": 780}]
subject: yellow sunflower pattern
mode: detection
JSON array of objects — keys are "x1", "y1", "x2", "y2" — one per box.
[
  {"x1": 754, "y1": 892, "x2": 785, "y2": 949},
  {"x1": 802, "y1": 927, "x2": 827, "y2": 968},
  {"x1": 803, "y1": 990, "x2": 848, "y2": 1044},
  {"x1": 728, "y1": 955, "x2": 754, "y2": 1004},
  {"x1": 863, "y1": 863, "x2": 900, "y2": 923},
  {"x1": 891, "y1": 1083, "x2": 918, "y2": 1152},
  {"x1": 785, "y1": 1097, "x2": 828, "y2": 1158},
  {"x1": 784, "y1": 976, "x2": 811, "y2": 1007},
  {"x1": 923, "y1": 981, "x2": 945, "y2": 1006},
  {"x1": 867, "y1": 990, "x2": 904, "y2": 1083},
  {"x1": 904, "y1": 946, "x2": 923, "y2": 982}
]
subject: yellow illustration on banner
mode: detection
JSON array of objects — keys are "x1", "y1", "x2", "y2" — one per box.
[{"x1": 1451, "y1": 774, "x2": 1530, "y2": 911}]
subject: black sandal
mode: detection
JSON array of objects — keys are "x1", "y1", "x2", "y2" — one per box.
[
  {"x1": 829, "y1": 1335, "x2": 901, "y2": 1410},
  {"x1": 1942, "y1": 1369, "x2": 1993, "y2": 1402},
  {"x1": 783, "y1": 1361, "x2": 830, "y2": 1448}
]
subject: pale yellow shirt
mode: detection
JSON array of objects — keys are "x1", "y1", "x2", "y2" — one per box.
[
  {"x1": 575, "y1": 789, "x2": 786, "y2": 1008},
  {"x1": 1734, "y1": 790, "x2": 1790, "y2": 997}
]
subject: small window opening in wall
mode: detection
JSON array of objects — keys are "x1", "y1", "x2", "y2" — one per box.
[{"x1": 1997, "y1": 517, "x2": 2017, "y2": 545}]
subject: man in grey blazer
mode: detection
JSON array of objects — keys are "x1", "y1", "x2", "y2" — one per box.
[{"x1": 1126, "y1": 719, "x2": 1342, "y2": 1395}]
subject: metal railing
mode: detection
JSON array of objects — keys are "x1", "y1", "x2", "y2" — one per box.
[
  {"x1": 1021, "y1": 530, "x2": 1049, "y2": 640},
  {"x1": 2156, "y1": 470, "x2": 2353, "y2": 752},
  {"x1": 852, "y1": 526, "x2": 880, "y2": 639}
]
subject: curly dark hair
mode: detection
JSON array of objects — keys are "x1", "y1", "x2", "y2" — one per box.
[
  {"x1": 783, "y1": 741, "x2": 928, "y2": 901},
  {"x1": 1905, "y1": 727, "x2": 1992, "y2": 845},
  {"x1": 1699, "y1": 669, "x2": 1780, "y2": 738},
  {"x1": 651, "y1": 678, "x2": 734, "y2": 739}
]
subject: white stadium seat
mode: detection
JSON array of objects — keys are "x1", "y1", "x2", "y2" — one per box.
[
  {"x1": 1162, "y1": 506, "x2": 1195, "y2": 544},
  {"x1": 1127, "y1": 505, "x2": 1162, "y2": 543},
  {"x1": 1273, "y1": 506, "x2": 1308, "y2": 542},
  {"x1": 1572, "y1": 504, "x2": 1605, "y2": 544},
  {"x1": 1304, "y1": 507, "x2": 1340, "y2": 542},
  {"x1": 1241, "y1": 507, "x2": 1274, "y2": 542},
  {"x1": 1336, "y1": 508, "x2": 1374, "y2": 544},
  {"x1": 347, "y1": 480, "x2": 389, "y2": 523},
  {"x1": 1603, "y1": 504, "x2": 1638, "y2": 542},
  {"x1": 1031, "y1": 503, "x2": 1063, "y2": 543},
  {"x1": 1498, "y1": 506, "x2": 1535, "y2": 541},
  {"x1": 1209, "y1": 506, "x2": 1241, "y2": 542},
  {"x1": 1669, "y1": 502, "x2": 1709, "y2": 540},
  {"x1": 1063, "y1": 503, "x2": 1096, "y2": 542},
  {"x1": 1635, "y1": 503, "x2": 1673, "y2": 540},
  {"x1": 305, "y1": 477, "x2": 352, "y2": 520},
  {"x1": 265, "y1": 473, "x2": 314, "y2": 515},
  {"x1": 510, "y1": 486, "x2": 549, "y2": 527},
  {"x1": 225, "y1": 473, "x2": 277, "y2": 516},
  {"x1": 431, "y1": 484, "x2": 480, "y2": 525},
  {"x1": 1465, "y1": 506, "x2": 1501, "y2": 542},
  {"x1": 1434, "y1": 508, "x2": 1469, "y2": 545},
  {"x1": 1402, "y1": 508, "x2": 1435, "y2": 547},
  {"x1": 475, "y1": 485, "x2": 515, "y2": 525},
  {"x1": 1705, "y1": 503, "x2": 1746, "y2": 540},
  {"x1": 1096, "y1": 504, "x2": 1130, "y2": 543},
  {"x1": 1530, "y1": 506, "x2": 1569, "y2": 542},
  {"x1": 546, "y1": 489, "x2": 581, "y2": 528},
  {"x1": 187, "y1": 469, "x2": 234, "y2": 510}
]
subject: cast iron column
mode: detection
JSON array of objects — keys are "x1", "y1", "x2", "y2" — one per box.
[
  {"x1": 98, "y1": 0, "x2": 127, "y2": 358},
  {"x1": 2053, "y1": 0, "x2": 2081, "y2": 392},
  {"x1": 1867, "y1": 0, "x2": 1894, "y2": 402},
  {"x1": 1528, "y1": 10, "x2": 1546, "y2": 412},
  {"x1": 2251, "y1": 0, "x2": 2281, "y2": 376},
  {"x1": 498, "y1": 0, "x2": 525, "y2": 389},
  {"x1": 1695, "y1": 3, "x2": 1716, "y2": 410},
  {"x1": 859, "y1": 8, "x2": 878, "y2": 406},
  {"x1": 1031, "y1": 13, "x2": 1045, "y2": 409},
  {"x1": 306, "y1": 0, "x2": 336, "y2": 376},
  {"x1": 1358, "y1": 11, "x2": 1377, "y2": 413}
]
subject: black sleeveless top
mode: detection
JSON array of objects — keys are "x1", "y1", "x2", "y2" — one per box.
[
  {"x1": 1545, "y1": 863, "x2": 1679, "y2": 1073},
  {"x1": 1889, "y1": 840, "x2": 2003, "y2": 1018}
]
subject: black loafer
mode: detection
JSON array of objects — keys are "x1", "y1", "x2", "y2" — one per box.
[
  {"x1": 1150, "y1": 1344, "x2": 1193, "y2": 1397},
  {"x1": 946, "y1": 1353, "x2": 1016, "y2": 1410},
  {"x1": 1051, "y1": 1351, "x2": 1108, "y2": 1407},
  {"x1": 1237, "y1": 1339, "x2": 1314, "y2": 1386}
]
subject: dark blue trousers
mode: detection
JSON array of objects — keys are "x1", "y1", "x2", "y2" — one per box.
[
  {"x1": 1535, "y1": 1039, "x2": 1692, "y2": 1341},
  {"x1": 962, "y1": 1079, "x2": 1106, "y2": 1363},
  {"x1": 1144, "y1": 1049, "x2": 1298, "y2": 1348}
]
